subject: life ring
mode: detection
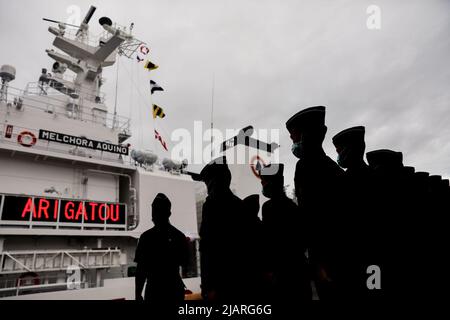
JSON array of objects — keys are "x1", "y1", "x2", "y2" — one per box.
[
  {"x1": 250, "y1": 155, "x2": 267, "y2": 179},
  {"x1": 140, "y1": 45, "x2": 150, "y2": 55},
  {"x1": 17, "y1": 131, "x2": 37, "y2": 147}
]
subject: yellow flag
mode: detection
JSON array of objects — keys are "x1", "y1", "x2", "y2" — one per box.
[
  {"x1": 144, "y1": 60, "x2": 159, "y2": 71},
  {"x1": 153, "y1": 104, "x2": 165, "y2": 119}
]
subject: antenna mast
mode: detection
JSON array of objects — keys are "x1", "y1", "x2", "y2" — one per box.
[{"x1": 210, "y1": 73, "x2": 215, "y2": 158}]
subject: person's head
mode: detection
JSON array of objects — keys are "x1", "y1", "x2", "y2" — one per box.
[
  {"x1": 286, "y1": 106, "x2": 327, "y2": 158},
  {"x1": 152, "y1": 193, "x2": 171, "y2": 226},
  {"x1": 243, "y1": 194, "x2": 260, "y2": 217},
  {"x1": 332, "y1": 126, "x2": 366, "y2": 169},
  {"x1": 199, "y1": 156, "x2": 232, "y2": 195},
  {"x1": 366, "y1": 149, "x2": 403, "y2": 172},
  {"x1": 259, "y1": 163, "x2": 284, "y2": 199}
]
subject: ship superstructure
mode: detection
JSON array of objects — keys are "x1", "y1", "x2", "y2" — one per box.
[{"x1": 0, "y1": 6, "x2": 199, "y2": 299}]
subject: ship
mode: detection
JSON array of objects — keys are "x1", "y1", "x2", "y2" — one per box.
[
  {"x1": 0, "y1": 5, "x2": 200, "y2": 300},
  {"x1": 0, "y1": 5, "x2": 279, "y2": 300}
]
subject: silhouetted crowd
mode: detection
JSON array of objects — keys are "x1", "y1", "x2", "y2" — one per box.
[{"x1": 135, "y1": 106, "x2": 448, "y2": 306}]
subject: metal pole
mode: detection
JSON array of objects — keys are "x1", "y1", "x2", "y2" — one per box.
[
  {"x1": 113, "y1": 58, "x2": 120, "y2": 129},
  {"x1": 210, "y1": 73, "x2": 215, "y2": 158}
]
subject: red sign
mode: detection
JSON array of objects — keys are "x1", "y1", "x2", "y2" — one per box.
[
  {"x1": 5, "y1": 125, "x2": 13, "y2": 138},
  {"x1": 1, "y1": 195, "x2": 126, "y2": 225}
]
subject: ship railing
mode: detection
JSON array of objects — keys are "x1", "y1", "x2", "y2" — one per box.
[
  {"x1": 59, "y1": 24, "x2": 133, "y2": 48},
  {"x1": 0, "y1": 248, "x2": 124, "y2": 275},
  {"x1": 24, "y1": 81, "x2": 107, "y2": 107},
  {"x1": 1, "y1": 85, "x2": 131, "y2": 132},
  {"x1": 0, "y1": 248, "x2": 124, "y2": 297},
  {"x1": 57, "y1": 28, "x2": 106, "y2": 48},
  {"x1": 0, "y1": 275, "x2": 93, "y2": 297},
  {"x1": 0, "y1": 123, "x2": 131, "y2": 165}
]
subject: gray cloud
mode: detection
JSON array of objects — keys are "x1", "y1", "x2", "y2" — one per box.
[{"x1": 1, "y1": 0, "x2": 449, "y2": 191}]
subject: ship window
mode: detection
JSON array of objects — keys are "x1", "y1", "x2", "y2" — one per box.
[{"x1": 66, "y1": 103, "x2": 79, "y2": 119}]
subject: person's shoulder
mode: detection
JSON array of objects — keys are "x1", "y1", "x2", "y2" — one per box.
[
  {"x1": 202, "y1": 197, "x2": 212, "y2": 211},
  {"x1": 324, "y1": 155, "x2": 344, "y2": 173},
  {"x1": 139, "y1": 228, "x2": 155, "y2": 240},
  {"x1": 281, "y1": 196, "x2": 297, "y2": 208},
  {"x1": 262, "y1": 199, "x2": 272, "y2": 210},
  {"x1": 295, "y1": 159, "x2": 303, "y2": 170},
  {"x1": 230, "y1": 192, "x2": 243, "y2": 203},
  {"x1": 169, "y1": 224, "x2": 187, "y2": 240},
  {"x1": 261, "y1": 200, "x2": 273, "y2": 221}
]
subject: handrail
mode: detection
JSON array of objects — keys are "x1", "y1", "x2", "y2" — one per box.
[{"x1": 2, "y1": 85, "x2": 131, "y2": 132}]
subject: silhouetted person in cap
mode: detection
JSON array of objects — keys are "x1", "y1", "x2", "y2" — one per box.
[
  {"x1": 332, "y1": 126, "x2": 379, "y2": 298},
  {"x1": 260, "y1": 163, "x2": 311, "y2": 303},
  {"x1": 135, "y1": 193, "x2": 188, "y2": 308},
  {"x1": 366, "y1": 149, "x2": 419, "y2": 297},
  {"x1": 286, "y1": 106, "x2": 344, "y2": 300},
  {"x1": 426, "y1": 175, "x2": 448, "y2": 293},
  {"x1": 198, "y1": 156, "x2": 249, "y2": 301}
]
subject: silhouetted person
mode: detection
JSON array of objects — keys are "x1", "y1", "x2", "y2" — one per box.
[
  {"x1": 134, "y1": 193, "x2": 188, "y2": 308},
  {"x1": 426, "y1": 175, "x2": 447, "y2": 294},
  {"x1": 366, "y1": 149, "x2": 415, "y2": 297},
  {"x1": 242, "y1": 194, "x2": 265, "y2": 300},
  {"x1": 332, "y1": 126, "x2": 378, "y2": 298},
  {"x1": 286, "y1": 106, "x2": 344, "y2": 300},
  {"x1": 243, "y1": 194, "x2": 261, "y2": 226},
  {"x1": 260, "y1": 163, "x2": 311, "y2": 303},
  {"x1": 197, "y1": 156, "x2": 248, "y2": 301}
]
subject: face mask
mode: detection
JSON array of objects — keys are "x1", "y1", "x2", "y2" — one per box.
[
  {"x1": 291, "y1": 142, "x2": 304, "y2": 159},
  {"x1": 337, "y1": 147, "x2": 350, "y2": 168}
]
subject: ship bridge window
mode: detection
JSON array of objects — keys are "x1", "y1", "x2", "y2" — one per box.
[
  {"x1": 66, "y1": 102, "x2": 80, "y2": 119},
  {"x1": 92, "y1": 109, "x2": 107, "y2": 125}
]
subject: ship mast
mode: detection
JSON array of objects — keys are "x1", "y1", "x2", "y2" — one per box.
[{"x1": 43, "y1": 6, "x2": 145, "y2": 127}]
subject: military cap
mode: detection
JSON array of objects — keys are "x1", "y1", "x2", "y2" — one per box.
[
  {"x1": 259, "y1": 163, "x2": 284, "y2": 183},
  {"x1": 415, "y1": 172, "x2": 430, "y2": 179},
  {"x1": 366, "y1": 149, "x2": 403, "y2": 168},
  {"x1": 428, "y1": 175, "x2": 442, "y2": 183},
  {"x1": 286, "y1": 106, "x2": 326, "y2": 132},
  {"x1": 152, "y1": 193, "x2": 172, "y2": 211},
  {"x1": 414, "y1": 172, "x2": 429, "y2": 183},
  {"x1": 428, "y1": 175, "x2": 444, "y2": 192},
  {"x1": 198, "y1": 156, "x2": 230, "y2": 181},
  {"x1": 403, "y1": 166, "x2": 416, "y2": 175},
  {"x1": 332, "y1": 126, "x2": 365, "y2": 147}
]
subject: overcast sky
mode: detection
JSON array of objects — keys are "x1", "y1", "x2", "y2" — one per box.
[{"x1": 1, "y1": 0, "x2": 449, "y2": 190}]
